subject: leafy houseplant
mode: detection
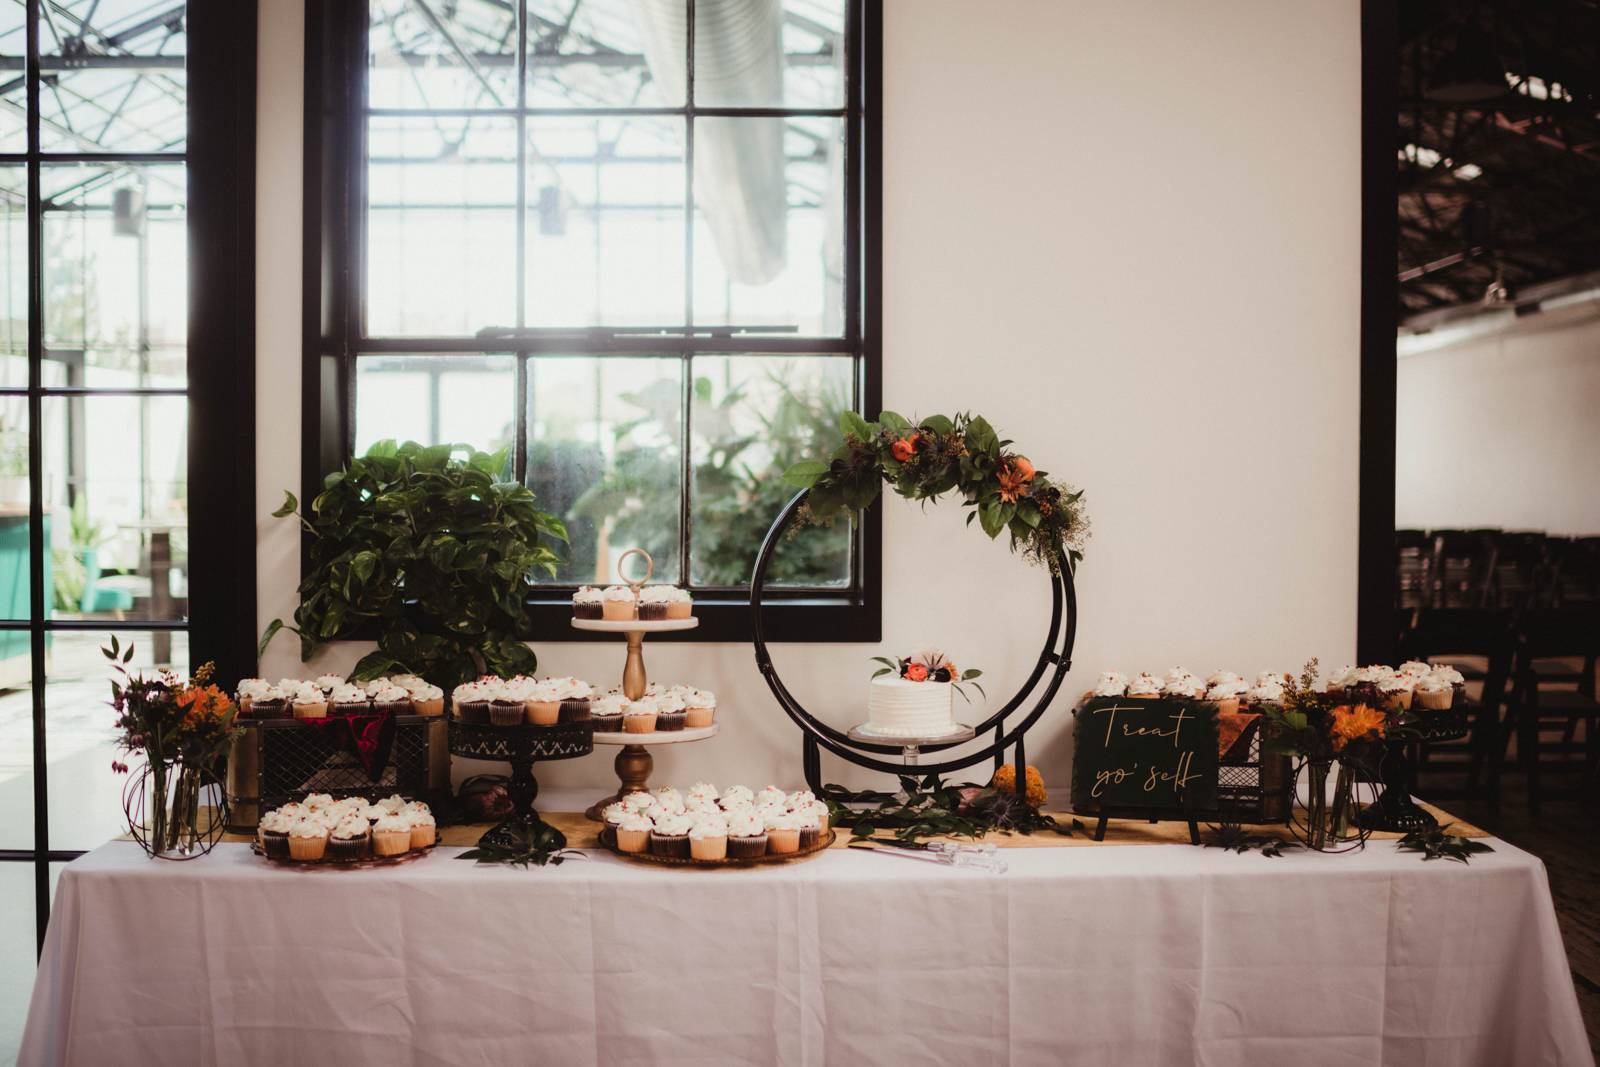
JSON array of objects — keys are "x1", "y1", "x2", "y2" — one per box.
[{"x1": 263, "y1": 440, "x2": 568, "y2": 690}]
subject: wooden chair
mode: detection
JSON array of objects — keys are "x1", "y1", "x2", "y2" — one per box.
[
  {"x1": 1509, "y1": 608, "x2": 1600, "y2": 815},
  {"x1": 1430, "y1": 529, "x2": 1498, "y2": 609},
  {"x1": 1395, "y1": 529, "x2": 1432, "y2": 611},
  {"x1": 1402, "y1": 608, "x2": 1514, "y2": 802}
]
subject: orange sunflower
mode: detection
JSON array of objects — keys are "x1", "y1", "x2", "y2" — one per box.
[{"x1": 1329, "y1": 703, "x2": 1387, "y2": 750}]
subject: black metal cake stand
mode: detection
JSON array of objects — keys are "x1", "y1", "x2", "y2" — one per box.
[
  {"x1": 448, "y1": 719, "x2": 594, "y2": 850},
  {"x1": 1355, "y1": 705, "x2": 1471, "y2": 833}
]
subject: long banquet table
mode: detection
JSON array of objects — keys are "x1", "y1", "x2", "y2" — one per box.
[{"x1": 20, "y1": 815, "x2": 1593, "y2": 1067}]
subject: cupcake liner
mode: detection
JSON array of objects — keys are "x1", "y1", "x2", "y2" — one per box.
[
  {"x1": 559, "y1": 699, "x2": 592, "y2": 724},
  {"x1": 525, "y1": 700, "x2": 560, "y2": 726},
  {"x1": 288, "y1": 835, "x2": 327, "y2": 862},
  {"x1": 573, "y1": 603, "x2": 603, "y2": 620},
  {"x1": 372, "y1": 829, "x2": 411, "y2": 857},
  {"x1": 457, "y1": 701, "x2": 490, "y2": 724},
  {"x1": 615, "y1": 826, "x2": 649, "y2": 853},
  {"x1": 1416, "y1": 688, "x2": 1453, "y2": 710},
  {"x1": 489, "y1": 702, "x2": 524, "y2": 726},
  {"x1": 689, "y1": 836, "x2": 728, "y2": 861},
  {"x1": 655, "y1": 711, "x2": 686, "y2": 732},
  {"x1": 602, "y1": 601, "x2": 636, "y2": 621},
  {"x1": 649, "y1": 832, "x2": 691, "y2": 859},
  {"x1": 260, "y1": 830, "x2": 291, "y2": 860},
  {"x1": 727, "y1": 833, "x2": 768, "y2": 858},
  {"x1": 666, "y1": 603, "x2": 693, "y2": 620},
  {"x1": 590, "y1": 714, "x2": 623, "y2": 733},
  {"x1": 683, "y1": 707, "x2": 714, "y2": 729},
  {"x1": 623, "y1": 715, "x2": 657, "y2": 733},
  {"x1": 638, "y1": 602, "x2": 668, "y2": 621},
  {"x1": 766, "y1": 828, "x2": 800, "y2": 855}
]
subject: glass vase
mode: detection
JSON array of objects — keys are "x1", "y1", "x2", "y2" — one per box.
[
  {"x1": 137, "y1": 760, "x2": 205, "y2": 858},
  {"x1": 1329, "y1": 760, "x2": 1359, "y2": 843},
  {"x1": 1303, "y1": 760, "x2": 1331, "y2": 850}
]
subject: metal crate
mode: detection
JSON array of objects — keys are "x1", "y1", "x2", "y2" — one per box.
[
  {"x1": 1215, "y1": 724, "x2": 1292, "y2": 824},
  {"x1": 225, "y1": 715, "x2": 450, "y2": 831}
]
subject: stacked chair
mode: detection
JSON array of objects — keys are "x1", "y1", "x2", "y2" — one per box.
[{"x1": 1395, "y1": 529, "x2": 1600, "y2": 811}]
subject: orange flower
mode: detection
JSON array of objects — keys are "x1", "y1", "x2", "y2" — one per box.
[
  {"x1": 996, "y1": 463, "x2": 1031, "y2": 503},
  {"x1": 941, "y1": 660, "x2": 958, "y2": 678},
  {"x1": 1329, "y1": 703, "x2": 1387, "y2": 750},
  {"x1": 905, "y1": 662, "x2": 929, "y2": 682},
  {"x1": 1010, "y1": 456, "x2": 1036, "y2": 483},
  {"x1": 890, "y1": 433, "x2": 920, "y2": 463}
]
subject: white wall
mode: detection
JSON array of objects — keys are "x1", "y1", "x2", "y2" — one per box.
[
  {"x1": 255, "y1": 0, "x2": 1363, "y2": 793},
  {"x1": 1397, "y1": 301, "x2": 1600, "y2": 534}
]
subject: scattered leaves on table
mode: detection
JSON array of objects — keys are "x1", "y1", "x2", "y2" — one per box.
[
  {"x1": 823, "y1": 774, "x2": 1083, "y2": 845},
  {"x1": 1396, "y1": 824, "x2": 1495, "y2": 863},
  {"x1": 1204, "y1": 822, "x2": 1301, "y2": 858}
]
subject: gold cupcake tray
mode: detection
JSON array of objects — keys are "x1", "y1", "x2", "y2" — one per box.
[
  {"x1": 597, "y1": 825, "x2": 836, "y2": 868},
  {"x1": 249, "y1": 832, "x2": 440, "y2": 870},
  {"x1": 574, "y1": 549, "x2": 720, "y2": 820}
]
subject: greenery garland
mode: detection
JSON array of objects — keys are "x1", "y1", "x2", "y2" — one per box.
[{"x1": 782, "y1": 410, "x2": 1088, "y2": 570}]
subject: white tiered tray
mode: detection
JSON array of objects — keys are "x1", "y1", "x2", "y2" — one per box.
[
  {"x1": 570, "y1": 618, "x2": 700, "y2": 635},
  {"x1": 591, "y1": 723, "x2": 719, "y2": 745}
]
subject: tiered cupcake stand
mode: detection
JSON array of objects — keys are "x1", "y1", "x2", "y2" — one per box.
[{"x1": 575, "y1": 550, "x2": 719, "y2": 820}]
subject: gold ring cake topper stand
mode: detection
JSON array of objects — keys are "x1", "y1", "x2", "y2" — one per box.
[{"x1": 570, "y1": 549, "x2": 716, "y2": 820}]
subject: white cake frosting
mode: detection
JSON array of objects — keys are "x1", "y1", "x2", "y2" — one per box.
[{"x1": 863, "y1": 676, "x2": 958, "y2": 737}]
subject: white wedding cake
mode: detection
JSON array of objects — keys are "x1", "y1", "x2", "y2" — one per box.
[{"x1": 863, "y1": 675, "x2": 959, "y2": 738}]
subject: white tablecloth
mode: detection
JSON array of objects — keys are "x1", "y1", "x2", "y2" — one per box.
[{"x1": 20, "y1": 831, "x2": 1592, "y2": 1067}]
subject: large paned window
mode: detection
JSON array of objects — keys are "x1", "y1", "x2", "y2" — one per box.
[
  {"x1": 307, "y1": 0, "x2": 881, "y2": 641},
  {"x1": 0, "y1": 3, "x2": 254, "y2": 1039}
]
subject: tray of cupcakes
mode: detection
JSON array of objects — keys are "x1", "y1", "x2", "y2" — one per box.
[
  {"x1": 595, "y1": 784, "x2": 833, "y2": 867},
  {"x1": 450, "y1": 676, "x2": 717, "y2": 733},
  {"x1": 235, "y1": 673, "x2": 447, "y2": 720},
  {"x1": 252, "y1": 793, "x2": 439, "y2": 867}
]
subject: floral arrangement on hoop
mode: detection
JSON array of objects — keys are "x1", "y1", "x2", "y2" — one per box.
[
  {"x1": 870, "y1": 648, "x2": 986, "y2": 704},
  {"x1": 782, "y1": 410, "x2": 1088, "y2": 571},
  {"x1": 104, "y1": 636, "x2": 241, "y2": 857}
]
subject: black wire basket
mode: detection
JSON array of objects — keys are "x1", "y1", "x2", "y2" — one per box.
[{"x1": 225, "y1": 715, "x2": 449, "y2": 831}]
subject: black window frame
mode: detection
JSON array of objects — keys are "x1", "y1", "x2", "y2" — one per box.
[
  {"x1": 303, "y1": 0, "x2": 882, "y2": 643},
  {"x1": 0, "y1": 1, "x2": 259, "y2": 955}
]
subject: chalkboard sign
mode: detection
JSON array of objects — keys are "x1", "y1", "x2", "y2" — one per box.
[{"x1": 1070, "y1": 697, "x2": 1220, "y2": 815}]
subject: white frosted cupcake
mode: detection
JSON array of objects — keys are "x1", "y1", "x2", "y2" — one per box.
[
  {"x1": 1414, "y1": 674, "x2": 1453, "y2": 710},
  {"x1": 601, "y1": 801, "x2": 629, "y2": 832},
  {"x1": 764, "y1": 809, "x2": 802, "y2": 854},
  {"x1": 637, "y1": 585, "x2": 676, "y2": 621},
  {"x1": 682, "y1": 688, "x2": 716, "y2": 728},
  {"x1": 328, "y1": 815, "x2": 371, "y2": 862},
  {"x1": 619, "y1": 791, "x2": 655, "y2": 814},
  {"x1": 615, "y1": 811, "x2": 652, "y2": 853},
  {"x1": 1091, "y1": 671, "x2": 1128, "y2": 698},
  {"x1": 572, "y1": 585, "x2": 604, "y2": 620},
  {"x1": 410, "y1": 683, "x2": 445, "y2": 717},
  {"x1": 287, "y1": 816, "x2": 328, "y2": 862},
  {"x1": 1206, "y1": 677, "x2": 1249, "y2": 715},
  {"x1": 686, "y1": 781, "x2": 720, "y2": 805},
  {"x1": 720, "y1": 785, "x2": 754, "y2": 808},
  {"x1": 1127, "y1": 673, "x2": 1161, "y2": 698},
  {"x1": 688, "y1": 813, "x2": 729, "y2": 860},
  {"x1": 313, "y1": 673, "x2": 345, "y2": 694},
  {"x1": 524, "y1": 678, "x2": 561, "y2": 725},
  {"x1": 590, "y1": 691, "x2": 628, "y2": 732},
  {"x1": 1246, "y1": 676, "x2": 1287, "y2": 708},
  {"x1": 650, "y1": 812, "x2": 694, "y2": 858},
  {"x1": 407, "y1": 810, "x2": 437, "y2": 850},
  {"x1": 371, "y1": 814, "x2": 412, "y2": 856},
  {"x1": 726, "y1": 809, "x2": 767, "y2": 858},
  {"x1": 292, "y1": 682, "x2": 329, "y2": 720},
  {"x1": 792, "y1": 805, "x2": 823, "y2": 850},
  {"x1": 602, "y1": 585, "x2": 637, "y2": 621},
  {"x1": 623, "y1": 696, "x2": 658, "y2": 733},
  {"x1": 1398, "y1": 660, "x2": 1432, "y2": 680},
  {"x1": 1163, "y1": 673, "x2": 1205, "y2": 701}
]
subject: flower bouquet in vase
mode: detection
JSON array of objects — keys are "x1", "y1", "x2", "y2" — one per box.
[
  {"x1": 1260, "y1": 660, "x2": 1388, "y2": 851},
  {"x1": 105, "y1": 636, "x2": 241, "y2": 858}
]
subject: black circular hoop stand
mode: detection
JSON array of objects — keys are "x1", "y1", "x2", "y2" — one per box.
[
  {"x1": 449, "y1": 720, "x2": 594, "y2": 850},
  {"x1": 750, "y1": 490, "x2": 1078, "y2": 793}
]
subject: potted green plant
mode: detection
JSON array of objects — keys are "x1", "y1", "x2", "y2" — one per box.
[{"x1": 261, "y1": 440, "x2": 567, "y2": 690}]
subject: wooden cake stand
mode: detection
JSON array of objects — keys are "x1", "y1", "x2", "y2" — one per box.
[{"x1": 573, "y1": 548, "x2": 720, "y2": 820}]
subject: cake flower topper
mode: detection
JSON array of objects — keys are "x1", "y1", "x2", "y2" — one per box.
[{"x1": 871, "y1": 649, "x2": 986, "y2": 704}]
